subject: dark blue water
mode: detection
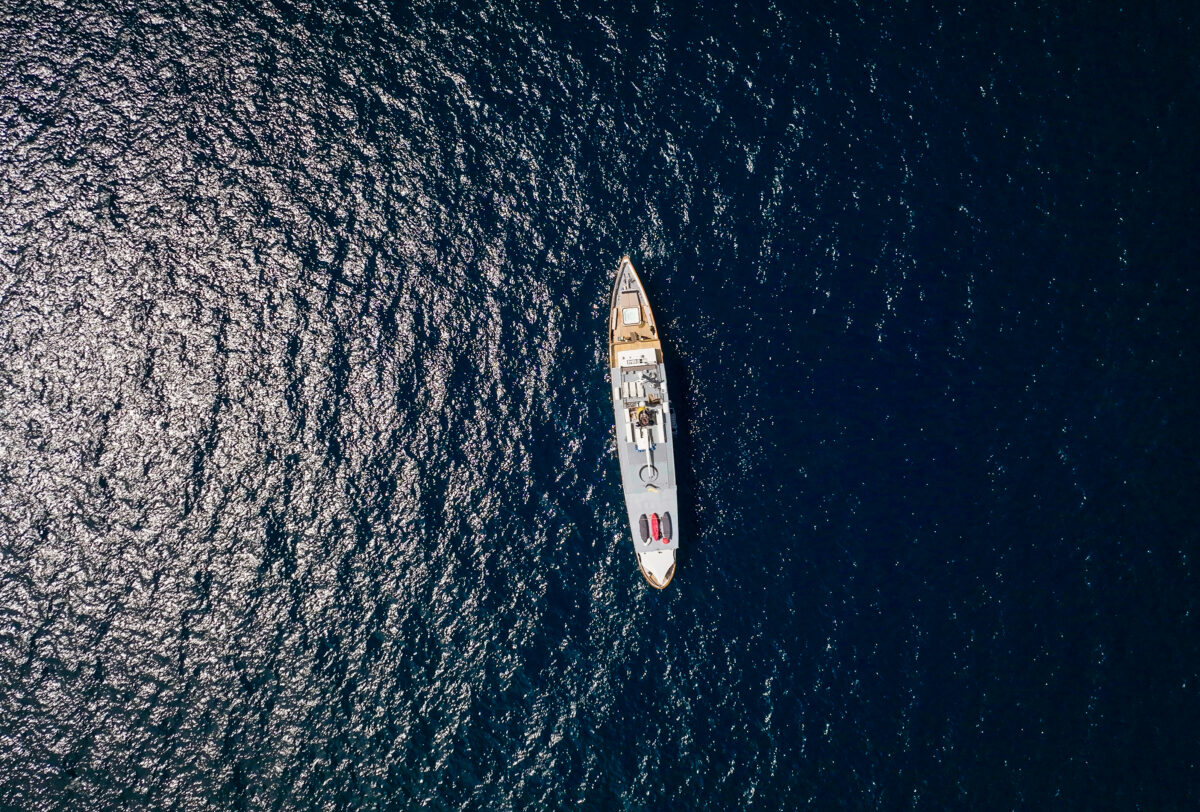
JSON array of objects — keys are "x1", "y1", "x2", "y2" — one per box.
[{"x1": 1, "y1": 1, "x2": 1197, "y2": 808}]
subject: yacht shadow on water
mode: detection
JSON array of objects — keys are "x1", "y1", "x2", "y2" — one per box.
[{"x1": 660, "y1": 337, "x2": 698, "y2": 584}]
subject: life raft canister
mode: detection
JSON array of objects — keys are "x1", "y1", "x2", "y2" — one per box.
[{"x1": 649, "y1": 513, "x2": 661, "y2": 541}]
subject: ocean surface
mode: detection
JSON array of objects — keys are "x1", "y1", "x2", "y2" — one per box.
[{"x1": 1, "y1": 1, "x2": 1197, "y2": 809}]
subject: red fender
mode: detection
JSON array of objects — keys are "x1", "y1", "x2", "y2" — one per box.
[{"x1": 650, "y1": 513, "x2": 660, "y2": 541}]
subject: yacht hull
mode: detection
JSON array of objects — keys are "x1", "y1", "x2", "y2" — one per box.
[{"x1": 608, "y1": 257, "x2": 679, "y2": 589}]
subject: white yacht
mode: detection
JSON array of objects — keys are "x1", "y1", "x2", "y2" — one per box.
[{"x1": 608, "y1": 256, "x2": 679, "y2": 588}]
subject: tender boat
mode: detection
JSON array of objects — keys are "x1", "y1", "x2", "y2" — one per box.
[{"x1": 608, "y1": 256, "x2": 679, "y2": 588}]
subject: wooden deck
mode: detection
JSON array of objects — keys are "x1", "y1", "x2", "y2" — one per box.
[{"x1": 608, "y1": 257, "x2": 661, "y2": 365}]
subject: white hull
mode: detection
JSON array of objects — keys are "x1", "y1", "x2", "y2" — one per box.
[{"x1": 608, "y1": 257, "x2": 679, "y2": 589}]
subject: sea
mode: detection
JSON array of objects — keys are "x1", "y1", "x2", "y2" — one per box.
[{"x1": 1, "y1": 1, "x2": 1197, "y2": 809}]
